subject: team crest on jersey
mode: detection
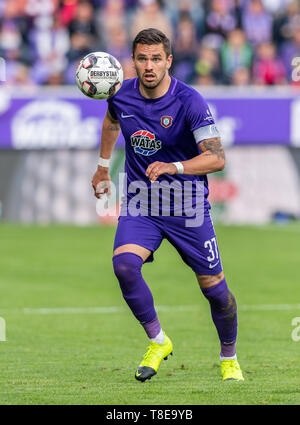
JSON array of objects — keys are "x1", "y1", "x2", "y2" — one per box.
[
  {"x1": 160, "y1": 115, "x2": 173, "y2": 128},
  {"x1": 130, "y1": 130, "x2": 162, "y2": 156}
]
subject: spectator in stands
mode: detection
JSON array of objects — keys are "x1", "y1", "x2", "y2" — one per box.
[
  {"x1": 242, "y1": 0, "x2": 273, "y2": 46},
  {"x1": 280, "y1": 25, "x2": 300, "y2": 82},
  {"x1": 30, "y1": 13, "x2": 70, "y2": 62},
  {"x1": 58, "y1": 0, "x2": 78, "y2": 27},
  {"x1": 29, "y1": 12, "x2": 70, "y2": 84},
  {"x1": 253, "y1": 42, "x2": 287, "y2": 84},
  {"x1": 171, "y1": 13, "x2": 198, "y2": 83},
  {"x1": 231, "y1": 66, "x2": 251, "y2": 85},
  {"x1": 194, "y1": 44, "x2": 222, "y2": 85},
  {"x1": 164, "y1": 0, "x2": 205, "y2": 41},
  {"x1": 24, "y1": 0, "x2": 59, "y2": 20},
  {"x1": 204, "y1": 0, "x2": 239, "y2": 49},
  {"x1": 68, "y1": 0, "x2": 97, "y2": 41},
  {"x1": 97, "y1": 0, "x2": 129, "y2": 48},
  {"x1": 5, "y1": 62, "x2": 35, "y2": 86},
  {"x1": 45, "y1": 70, "x2": 65, "y2": 85},
  {"x1": 64, "y1": 31, "x2": 92, "y2": 84},
  {"x1": 130, "y1": 0, "x2": 173, "y2": 41},
  {"x1": 0, "y1": 0, "x2": 31, "y2": 62},
  {"x1": 0, "y1": 20, "x2": 33, "y2": 87},
  {"x1": 105, "y1": 27, "x2": 131, "y2": 63},
  {"x1": 0, "y1": 20, "x2": 26, "y2": 61},
  {"x1": 195, "y1": 73, "x2": 216, "y2": 86},
  {"x1": 220, "y1": 28, "x2": 252, "y2": 83},
  {"x1": 90, "y1": 0, "x2": 105, "y2": 8},
  {"x1": 67, "y1": 31, "x2": 91, "y2": 61},
  {"x1": 64, "y1": 0, "x2": 100, "y2": 84},
  {"x1": 273, "y1": 0, "x2": 300, "y2": 46}
]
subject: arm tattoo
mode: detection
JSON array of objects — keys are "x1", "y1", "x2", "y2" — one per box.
[
  {"x1": 107, "y1": 123, "x2": 120, "y2": 131},
  {"x1": 199, "y1": 137, "x2": 225, "y2": 160},
  {"x1": 105, "y1": 110, "x2": 120, "y2": 131}
]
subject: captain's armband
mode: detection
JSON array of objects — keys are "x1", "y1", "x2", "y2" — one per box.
[{"x1": 193, "y1": 124, "x2": 220, "y2": 144}]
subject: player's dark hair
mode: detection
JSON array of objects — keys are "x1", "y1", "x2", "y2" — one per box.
[{"x1": 132, "y1": 28, "x2": 172, "y2": 58}]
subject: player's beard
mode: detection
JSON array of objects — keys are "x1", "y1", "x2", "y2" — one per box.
[{"x1": 140, "y1": 69, "x2": 167, "y2": 90}]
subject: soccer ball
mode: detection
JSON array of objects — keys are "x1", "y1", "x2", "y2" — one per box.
[{"x1": 76, "y1": 52, "x2": 123, "y2": 100}]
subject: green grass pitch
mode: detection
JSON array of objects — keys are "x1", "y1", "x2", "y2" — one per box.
[{"x1": 0, "y1": 222, "x2": 300, "y2": 405}]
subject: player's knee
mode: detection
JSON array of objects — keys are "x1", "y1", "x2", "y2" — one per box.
[
  {"x1": 225, "y1": 291, "x2": 237, "y2": 318},
  {"x1": 201, "y1": 278, "x2": 237, "y2": 316},
  {"x1": 216, "y1": 289, "x2": 237, "y2": 318},
  {"x1": 112, "y1": 252, "x2": 143, "y2": 281}
]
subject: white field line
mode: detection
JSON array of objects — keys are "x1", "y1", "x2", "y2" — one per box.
[
  {"x1": 1, "y1": 304, "x2": 300, "y2": 315},
  {"x1": 247, "y1": 225, "x2": 300, "y2": 233}
]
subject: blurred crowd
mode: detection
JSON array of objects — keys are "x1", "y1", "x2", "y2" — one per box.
[{"x1": 0, "y1": 0, "x2": 300, "y2": 87}]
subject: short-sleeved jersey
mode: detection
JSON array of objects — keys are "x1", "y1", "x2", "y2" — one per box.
[{"x1": 107, "y1": 76, "x2": 218, "y2": 215}]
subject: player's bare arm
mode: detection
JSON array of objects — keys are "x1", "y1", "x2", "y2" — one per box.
[
  {"x1": 92, "y1": 110, "x2": 120, "y2": 199},
  {"x1": 145, "y1": 137, "x2": 225, "y2": 182},
  {"x1": 198, "y1": 137, "x2": 225, "y2": 162}
]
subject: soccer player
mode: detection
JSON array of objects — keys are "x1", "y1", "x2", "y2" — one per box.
[{"x1": 92, "y1": 28, "x2": 244, "y2": 382}]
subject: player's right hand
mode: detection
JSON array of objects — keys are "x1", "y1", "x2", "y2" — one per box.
[{"x1": 91, "y1": 168, "x2": 111, "y2": 199}]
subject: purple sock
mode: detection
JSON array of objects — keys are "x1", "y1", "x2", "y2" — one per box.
[
  {"x1": 112, "y1": 252, "x2": 157, "y2": 324},
  {"x1": 142, "y1": 315, "x2": 162, "y2": 339},
  {"x1": 220, "y1": 341, "x2": 236, "y2": 358},
  {"x1": 201, "y1": 278, "x2": 237, "y2": 357}
]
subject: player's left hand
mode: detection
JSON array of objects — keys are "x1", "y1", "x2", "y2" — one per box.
[{"x1": 146, "y1": 161, "x2": 177, "y2": 183}]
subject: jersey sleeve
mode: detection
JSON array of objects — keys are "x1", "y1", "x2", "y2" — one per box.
[
  {"x1": 185, "y1": 90, "x2": 220, "y2": 142},
  {"x1": 106, "y1": 98, "x2": 118, "y2": 121},
  {"x1": 185, "y1": 91, "x2": 214, "y2": 131}
]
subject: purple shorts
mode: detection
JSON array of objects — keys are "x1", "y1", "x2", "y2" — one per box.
[{"x1": 113, "y1": 211, "x2": 223, "y2": 275}]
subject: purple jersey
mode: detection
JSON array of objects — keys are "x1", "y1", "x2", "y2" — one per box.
[{"x1": 107, "y1": 76, "x2": 218, "y2": 215}]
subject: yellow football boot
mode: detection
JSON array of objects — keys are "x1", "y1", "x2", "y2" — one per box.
[
  {"x1": 221, "y1": 359, "x2": 244, "y2": 381},
  {"x1": 135, "y1": 333, "x2": 173, "y2": 382}
]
